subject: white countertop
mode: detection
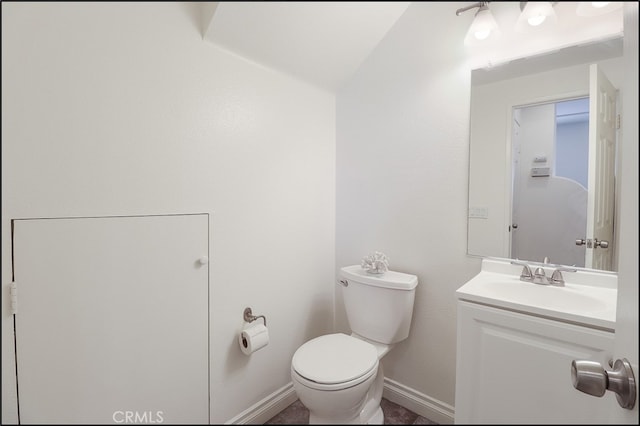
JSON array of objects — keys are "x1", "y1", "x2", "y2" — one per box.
[{"x1": 456, "y1": 258, "x2": 617, "y2": 331}]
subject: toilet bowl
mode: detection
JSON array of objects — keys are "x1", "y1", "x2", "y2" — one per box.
[
  {"x1": 291, "y1": 333, "x2": 385, "y2": 424},
  {"x1": 291, "y1": 265, "x2": 418, "y2": 424}
]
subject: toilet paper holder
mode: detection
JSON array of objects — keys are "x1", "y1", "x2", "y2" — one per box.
[{"x1": 243, "y1": 307, "x2": 267, "y2": 327}]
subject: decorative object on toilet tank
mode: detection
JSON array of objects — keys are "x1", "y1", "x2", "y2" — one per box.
[{"x1": 361, "y1": 251, "x2": 389, "y2": 274}]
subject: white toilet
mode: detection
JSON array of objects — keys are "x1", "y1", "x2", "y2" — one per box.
[{"x1": 291, "y1": 265, "x2": 418, "y2": 424}]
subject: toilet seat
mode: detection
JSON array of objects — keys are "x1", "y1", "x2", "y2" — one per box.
[{"x1": 292, "y1": 333, "x2": 379, "y2": 391}]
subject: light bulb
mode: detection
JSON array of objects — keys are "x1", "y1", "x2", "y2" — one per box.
[
  {"x1": 515, "y1": 2, "x2": 557, "y2": 33},
  {"x1": 576, "y1": 1, "x2": 622, "y2": 16},
  {"x1": 474, "y1": 29, "x2": 491, "y2": 40},
  {"x1": 528, "y1": 15, "x2": 546, "y2": 26},
  {"x1": 464, "y1": 5, "x2": 501, "y2": 46}
]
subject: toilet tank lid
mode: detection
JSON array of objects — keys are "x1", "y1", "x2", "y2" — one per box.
[{"x1": 340, "y1": 265, "x2": 418, "y2": 290}]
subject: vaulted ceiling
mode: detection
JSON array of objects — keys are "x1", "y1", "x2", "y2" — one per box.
[{"x1": 201, "y1": 2, "x2": 410, "y2": 91}]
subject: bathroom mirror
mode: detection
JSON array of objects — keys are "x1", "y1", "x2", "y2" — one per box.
[{"x1": 467, "y1": 36, "x2": 624, "y2": 271}]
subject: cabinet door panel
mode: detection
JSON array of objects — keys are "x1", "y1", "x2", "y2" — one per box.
[
  {"x1": 455, "y1": 301, "x2": 615, "y2": 424},
  {"x1": 14, "y1": 215, "x2": 209, "y2": 424}
]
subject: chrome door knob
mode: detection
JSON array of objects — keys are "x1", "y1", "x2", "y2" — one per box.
[
  {"x1": 594, "y1": 239, "x2": 609, "y2": 249},
  {"x1": 571, "y1": 358, "x2": 636, "y2": 409},
  {"x1": 571, "y1": 360, "x2": 607, "y2": 397},
  {"x1": 575, "y1": 239, "x2": 586, "y2": 246}
]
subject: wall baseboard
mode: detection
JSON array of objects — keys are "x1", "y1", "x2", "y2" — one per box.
[
  {"x1": 227, "y1": 378, "x2": 455, "y2": 425},
  {"x1": 225, "y1": 382, "x2": 297, "y2": 425},
  {"x1": 383, "y1": 377, "x2": 455, "y2": 425}
]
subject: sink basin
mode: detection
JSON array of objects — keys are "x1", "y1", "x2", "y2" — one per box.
[
  {"x1": 457, "y1": 258, "x2": 617, "y2": 330},
  {"x1": 475, "y1": 276, "x2": 608, "y2": 311}
]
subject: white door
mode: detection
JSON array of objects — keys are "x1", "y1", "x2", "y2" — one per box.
[
  {"x1": 578, "y1": 5, "x2": 638, "y2": 421},
  {"x1": 13, "y1": 214, "x2": 209, "y2": 424},
  {"x1": 585, "y1": 64, "x2": 616, "y2": 270},
  {"x1": 510, "y1": 112, "x2": 521, "y2": 260},
  {"x1": 606, "y1": 246, "x2": 640, "y2": 422},
  {"x1": 606, "y1": 4, "x2": 638, "y2": 422}
]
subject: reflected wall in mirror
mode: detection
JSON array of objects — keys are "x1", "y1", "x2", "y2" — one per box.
[
  {"x1": 467, "y1": 37, "x2": 623, "y2": 271},
  {"x1": 511, "y1": 97, "x2": 590, "y2": 268}
]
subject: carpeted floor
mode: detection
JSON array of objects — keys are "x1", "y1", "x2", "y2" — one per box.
[{"x1": 265, "y1": 398, "x2": 439, "y2": 424}]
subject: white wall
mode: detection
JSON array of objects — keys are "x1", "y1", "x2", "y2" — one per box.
[
  {"x1": 336, "y1": 3, "x2": 480, "y2": 412},
  {"x1": 556, "y1": 119, "x2": 589, "y2": 188},
  {"x1": 1, "y1": 3, "x2": 335, "y2": 424}
]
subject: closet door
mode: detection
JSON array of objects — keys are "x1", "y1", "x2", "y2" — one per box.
[{"x1": 13, "y1": 214, "x2": 209, "y2": 424}]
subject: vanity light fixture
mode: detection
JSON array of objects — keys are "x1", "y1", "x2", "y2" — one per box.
[
  {"x1": 456, "y1": 2, "x2": 501, "y2": 46},
  {"x1": 576, "y1": 1, "x2": 623, "y2": 17},
  {"x1": 457, "y1": 1, "x2": 622, "y2": 44}
]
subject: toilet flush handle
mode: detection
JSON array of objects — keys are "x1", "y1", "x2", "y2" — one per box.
[{"x1": 339, "y1": 279, "x2": 349, "y2": 287}]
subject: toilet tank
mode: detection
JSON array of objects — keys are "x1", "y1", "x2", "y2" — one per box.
[{"x1": 339, "y1": 265, "x2": 418, "y2": 345}]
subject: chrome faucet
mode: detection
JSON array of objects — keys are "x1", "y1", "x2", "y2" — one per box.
[
  {"x1": 510, "y1": 260, "x2": 533, "y2": 282},
  {"x1": 511, "y1": 258, "x2": 577, "y2": 287},
  {"x1": 533, "y1": 266, "x2": 548, "y2": 285},
  {"x1": 532, "y1": 256, "x2": 552, "y2": 285},
  {"x1": 549, "y1": 267, "x2": 578, "y2": 287}
]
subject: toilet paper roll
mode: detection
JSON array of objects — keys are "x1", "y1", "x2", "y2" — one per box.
[{"x1": 239, "y1": 323, "x2": 269, "y2": 355}]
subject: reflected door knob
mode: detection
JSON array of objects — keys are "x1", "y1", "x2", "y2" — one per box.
[
  {"x1": 594, "y1": 239, "x2": 609, "y2": 249},
  {"x1": 571, "y1": 358, "x2": 636, "y2": 409},
  {"x1": 576, "y1": 239, "x2": 586, "y2": 246}
]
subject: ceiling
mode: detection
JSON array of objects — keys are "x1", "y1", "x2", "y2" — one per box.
[
  {"x1": 202, "y1": 2, "x2": 410, "y2": 91},
  {"x1": 201, "y1": 2, "x2": 623, "y2": 92}
]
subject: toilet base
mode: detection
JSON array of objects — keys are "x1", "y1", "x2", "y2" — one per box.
[
  {"x1": 308, "y1": 404, "x2": 383, "y2": 425},
  {"x1": 366, "y1": 406, "x2": 384, "y2": 424}
]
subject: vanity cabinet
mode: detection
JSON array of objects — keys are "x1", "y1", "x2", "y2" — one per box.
[{"x1": 455, "y1": 300, "x2": 615, "y2": 424}]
